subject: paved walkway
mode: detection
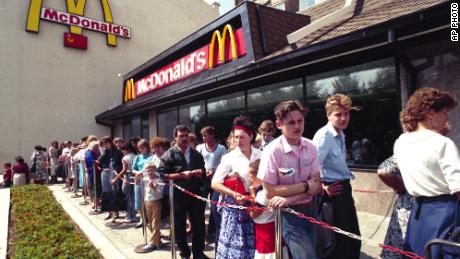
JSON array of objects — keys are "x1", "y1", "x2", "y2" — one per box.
[
  {"x1": 49, "y1": 184, "x2": 216, "y2": 259},
  {"x1": 48, "y1": 183, "x2": 389, "y2": 259}
]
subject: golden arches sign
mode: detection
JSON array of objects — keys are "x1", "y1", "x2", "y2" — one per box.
[
  {"x1": 208, "y1": 24, "x2": 238, "y2": 69},
  {"x1": 26, "y1": 0, "x2": 120, "y2": 46},
  {"x1": 124, "y1": 78, "x2": 135, "y2": 102}
]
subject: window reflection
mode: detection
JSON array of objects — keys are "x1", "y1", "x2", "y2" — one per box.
[
  {"x1": 406, "y1": 39, "x2": 460, "y2": 148},
  {"x1": 207, "y1": 92, "x2": 245, "y2": 145},
  {"x1": 123, "y1": 121, "x2": 131, "y2": 141},
  {"x1": 157, "y1": 107, "x2": 177, "y2": 139},
  {"x1": 306, "y1": 58, "x2": 400, "y2": 167},
  {"x1": 141, "y1": 115, "x2": 149, "y2": 140},
  {"x1": 179, "y1": 101, "x2": 206, "y2": 137},
  {"x1": 247, "y1": 79, "x2": 303, "y2": 132}
]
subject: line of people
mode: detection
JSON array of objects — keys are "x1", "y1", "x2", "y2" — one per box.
[{"x1": 2, "y1": 87, "x2": 458, "y2": 259}]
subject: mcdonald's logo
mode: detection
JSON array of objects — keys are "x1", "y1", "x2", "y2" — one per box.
[
  {"x1": 123, "y1": 24, "x2": 246, "y2": 102},
  {"x1": 26, "y1": 0, "x2": 130, "y2": 49},
  {"x1": 208, "y1": 25, "x2": 246, "y2": 68},
  {"x1": 124, "y1": 79, "x2": 135, "y2": 102}
]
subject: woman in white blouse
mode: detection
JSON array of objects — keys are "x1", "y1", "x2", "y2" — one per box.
[
  {"x1": 211, "y1": 115, "x2": 261, "y2": 259},
  {"x1": 394, "y1": 87, "x2": 460, "y2": 258}
]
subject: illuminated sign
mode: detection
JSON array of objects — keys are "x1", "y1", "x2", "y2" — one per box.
[
  {"x1": 26, "y1": 0, "x2": 131, "y2": 49},
  {"x1": 124, "y1": 25, "x2": 246, "y2": 102},
  {"x1": 124, "y1": 79, "x2": 135, "y2": 102}
]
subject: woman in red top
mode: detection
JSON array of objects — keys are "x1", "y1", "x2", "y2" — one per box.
[
  {"x1": 1, "y1": 163, "x2": 12, "y2": 187},
  {"x1": 12, "y1": 156, "x2": 29, "y2": 186}
]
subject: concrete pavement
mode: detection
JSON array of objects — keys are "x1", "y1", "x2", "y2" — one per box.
[
  {"x1": 47, "y1": 183, "x2": 390, "y2": 259},
  {"x1": 49, "y1": 184, "x2": 216, "y2": 259}
]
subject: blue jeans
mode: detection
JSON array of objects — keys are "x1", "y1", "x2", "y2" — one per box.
[
  {"x1": 134, "y1": 183, "x2": 142, "y2": 211},
  {"x1": 122, "y1": 175, "x2": 136, "y2": 221},
  {"x1": 101, "y1": 169, "x2": 111, "y2": 192},
  {"x1": 282, "y1": 205, "x2": 317, "y2": 259}
]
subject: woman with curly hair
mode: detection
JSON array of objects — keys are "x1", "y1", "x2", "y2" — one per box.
[
  {"x1": 211, "y1": 115, "x2": 261, "y2": 259},
  {"x1": 394, "y1": 87, "x2": 460, "y2": 258}
]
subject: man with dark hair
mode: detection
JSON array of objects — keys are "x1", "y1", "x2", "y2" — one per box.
[
  {"x1": 258, "y1": 100, "x2": 321, "y2": 259},
  {"x1": 158, "y1": 125, "x2": 208, "y2": 259},
  {"x1": 99, "y1": 136, "x2": 124, "y2": 220}
]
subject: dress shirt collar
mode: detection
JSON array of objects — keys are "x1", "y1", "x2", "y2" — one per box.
[
  {"x1": 234, "y1": 146, "x2": 259, "y2": 161},
  {"x1": 326, "y1": 122, "x2": 345, "y2": 139},
  {"x1": 280, "y1": 135, "x2": 309, "y2": 154},
  {"x1": 175, "y1": 144, "x2": 190, "y2": 154}
]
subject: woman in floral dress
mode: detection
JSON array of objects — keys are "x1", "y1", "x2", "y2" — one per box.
[
  {"x1": 31, "y1": 145, "x2": 49, "y2": 184},
  {"x1": 378, "y1": 155, "x2": 414, "y2": 259},
  {"x1": 211, "y1": 115, "x2": 261, "y2": 259}
]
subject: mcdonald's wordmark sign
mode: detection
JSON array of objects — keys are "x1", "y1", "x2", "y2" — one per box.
[
  {"x1": 124, "y1": 25, "x2": 246, "y2": 102},
  {"x1": 26, "y1": 0, "x2": 131, "y2": 50}
]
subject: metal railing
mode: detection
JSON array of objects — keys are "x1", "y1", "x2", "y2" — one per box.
[{"x1": 424, "y1": 238, "x2": 460, "y2": 259}]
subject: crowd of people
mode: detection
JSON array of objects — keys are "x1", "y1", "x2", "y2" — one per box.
[{"x1": 1, "y1": 87, "x2": 459, "y2": 259}]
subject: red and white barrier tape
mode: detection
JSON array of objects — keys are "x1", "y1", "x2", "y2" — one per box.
[{"x1": 171, "y1": 183, "x2": 423, "y2": 259}]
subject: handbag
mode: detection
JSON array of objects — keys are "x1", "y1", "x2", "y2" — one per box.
[
  {"x1": 223, "y1": 172, "x2": 246, "y2": 195},
  {"x1": 377, "y1": 156, "x2": 406, "y2": 194}
]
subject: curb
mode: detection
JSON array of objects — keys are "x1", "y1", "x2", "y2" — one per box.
[
  {"x1": 49, "y1": 186, "x2": 127, "y2": 259},
  {"x1": 0, "y1": 188, "x2": 10, "y2": 259}
]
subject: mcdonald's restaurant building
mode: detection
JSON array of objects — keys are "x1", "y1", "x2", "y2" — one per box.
[
  {"x1": 0, "y1": 1, "x2": 217, "y2": 164},
  {"x1": 96, "y1": 0, "x2": 459, "y2": 215}
]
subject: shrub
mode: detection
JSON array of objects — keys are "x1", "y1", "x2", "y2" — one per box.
[{"x1": 10, "y1": 184, "x2": 101, "y2": 258}]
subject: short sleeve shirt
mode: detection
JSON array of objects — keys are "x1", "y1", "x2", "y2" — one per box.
[
  {"x1": 196, "y1": 143, "x2": 227, "y2": 172},
  {"x1": 212, "y1": 146, "x2": 261, "y2": 192},
  {"x1": 394, "y1": 129, "x2": 460, "y2": 196},
  {"x1": 257, "y1": 135, "x2": 320, "y2": 204}
]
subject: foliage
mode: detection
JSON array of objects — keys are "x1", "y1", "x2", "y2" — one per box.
[{"x1": 10, "y1": 184, "x2": 100, "y2": 259}]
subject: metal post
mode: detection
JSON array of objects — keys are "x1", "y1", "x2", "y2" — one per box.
[
  {"x1": 83, "y1": 162, "x2": 88, "y2": 201},
  {"x1": 80, "y1": 161, "x2": 89, "y2": 205},
  {"x1": 71, "y1": 159, "x2": 81, "y2": 198},
  {"x1": 67, "y1": 161, "x2": 72, "y2": 191},
  {"x1": 93, "y1": 163, "x2": 97, "y2": 211},
  {"x1": 169, "y1": 179, "x2": 176, "y2": 259},
  {"x1": 140, "y1": 176, "x2": 148, "y2": 245},
  {"x1": 275, "y1": 208, "x2": 283, "y2": 259},
  {"x1": 63, "y1": 160, "x2": 69, "y2": 189}
]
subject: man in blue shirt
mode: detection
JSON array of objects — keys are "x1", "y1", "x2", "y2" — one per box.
[{"x1": 313, "y1": 93, "x2": 361, "y2": 259}]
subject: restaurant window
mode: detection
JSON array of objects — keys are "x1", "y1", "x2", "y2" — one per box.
[
  {"x1": 305, "y1": 58, "x2": 400, "y2": 168},
  {"x1": 157, "y1": 107, "x2": 178, "y2": 139},
  {"x1": 247, "y1": 79, "x2": 303, "y2": 133},
  {"x1": 207, "y1": 91, "x2": 245, "y2": 145},
  {"x1": 131, "y1": 116, "x2": 141, "y2": 139},
  {"x1": 405, "y1": 39, "x2": 460, "y2": 148},
  {"x1": 179, "y1": 101, "x2": 206, "y2": 137},
  {"x1": 141, "y1": 115, "x2": 149, "y2": 140},
  {"x1": 123, "y1": 120, "x2": 131, "y2": 141},
  {"x1": 273, "y1": 2, "x2": 286, "y2": 10}
]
